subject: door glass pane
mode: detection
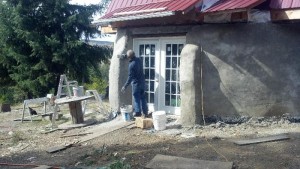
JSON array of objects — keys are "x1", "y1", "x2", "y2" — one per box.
[
  {"x1": 145, "y1": 57, "x2": 149, "y2": 68},
  {"x1": 165, "y1": 43, "x2": 184, "y2": 107},
  {"x1": 166, "y1": 44, "x2": 171, "y2": 55},
  {"x1": 166, "y1": 57, "x2": 171, "y2": 68},
  {"x1": 166, "y1": 69, "x2": 170, "y2": 81},
  {"x1": 139, "y1": 44, "x2": 156, "y2": 104},
  {"x1": 165, "y1": 94, "x2": 170, "y2": 106},
  {"x1": 140, "y1": 45, "x2": 145, "y2": 56},
  {"x1": 172, "y1": 44, "x2": 178, "y2": 55},
  {"x1": 150, "y1": 57, "x2": 155, "y2": 68}
]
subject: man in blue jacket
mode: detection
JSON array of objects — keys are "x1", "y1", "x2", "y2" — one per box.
[{"x1": 121, "y1": 50, "x2": 148, "y2": 117}]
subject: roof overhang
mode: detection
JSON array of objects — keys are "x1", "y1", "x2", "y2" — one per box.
[
  {"x1": 92, "y1": 11, "x2": 175, "y2": 26},
  {"x1": 202, "y1": 0, "x2": 266, "y2": 14}
]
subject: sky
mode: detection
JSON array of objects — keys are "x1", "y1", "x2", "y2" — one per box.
[{"x1": 69, "y1": 0, "x2": 102, "y2": 6}]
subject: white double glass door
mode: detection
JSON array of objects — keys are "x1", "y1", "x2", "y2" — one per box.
[{"x1": 134, "y1": 37, "x2": 185, "y2": 115}]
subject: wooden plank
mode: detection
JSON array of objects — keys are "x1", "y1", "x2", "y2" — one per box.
[
  {"x1": 58, "y1": 119, "x2": 97, "y2": 130},
  {"x1": 46, "y1": 144, "x2": 72, "y2": 153},
  {"x1": 60, "y1": 132, "x2": 93, "y2": 138},
  {"x1": 271, "y1": 9, "x2": 300, "y2": 21},
  {"x1": 79, "y1": 118, "x2": 134, "y2": 143},
  {"x1": 233, "y1": 134, "x2": 290, "y2": 146},
  {"x1": 32, "y1": 165, "x2": 52, "y2": 169},
  {"x1": 146, "y1": 154, "x2": 233, "y2": 169}
]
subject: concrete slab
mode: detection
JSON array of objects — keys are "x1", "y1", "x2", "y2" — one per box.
[
  {"x1": 79, "y1": 117, "x2": 134, "y2": 143},
  {"x1": 233, "y1": 134, "x2": 290, "y2": 146},
  {"x1": 146, "y1": 154, "x2": 233, "y2": 169}
]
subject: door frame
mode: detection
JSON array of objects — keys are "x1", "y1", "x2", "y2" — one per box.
[{"x1": 133, "y1": 36, "x2": 186, "y2": 115}]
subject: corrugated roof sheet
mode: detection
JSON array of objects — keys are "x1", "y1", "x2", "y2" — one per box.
[
  {"x1": 204, "y1": 0, "x2": 266, "y2": 13},
  {"x1": 102, "y1": 0, "x2": 199, "y2": 19},
  {"x1": 270, "y1": 0, "x2": 300, "y2": 9}
]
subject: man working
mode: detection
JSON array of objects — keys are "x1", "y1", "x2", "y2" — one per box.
[{"x1": 121, "y1": 50, "x2": 148, "y2": 117}]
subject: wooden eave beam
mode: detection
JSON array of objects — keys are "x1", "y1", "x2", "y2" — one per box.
[{"x1": 271, "y1": 8, "x2": 300, "y2": 21}]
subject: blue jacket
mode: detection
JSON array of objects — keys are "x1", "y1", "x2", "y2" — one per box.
[{"x1": 124, "y1": 57, "x2": 145, "y2": 88}]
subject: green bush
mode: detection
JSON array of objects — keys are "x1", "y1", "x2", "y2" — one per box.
[
  {"x1": 0, "y1": 86, "x2": 27, "y2": 104},
  {"x1": 85, "y1": 77, "x2": 108, "y2": 95}
]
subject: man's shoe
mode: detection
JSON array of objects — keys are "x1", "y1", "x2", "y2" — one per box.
[
  {"x1": 133, "y1": 112, "x2": 141, "y2": 117},
  {"x1": 143, "y1": 112, "x2": 152, "y2": 118}
]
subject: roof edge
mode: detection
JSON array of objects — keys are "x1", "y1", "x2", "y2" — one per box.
[{"x1": 92, "y1": 11, "x2": 175, "y2": 26}]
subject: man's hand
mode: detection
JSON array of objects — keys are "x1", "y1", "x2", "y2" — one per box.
[{"x1": 121, "y1": 86, "x2": 126, "y2": 93}]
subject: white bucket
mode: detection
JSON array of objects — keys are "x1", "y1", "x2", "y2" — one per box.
[
  {"x1": 152, "y1": 111, "x2": 167, "y2": 131},
  {"x1": 78, "y1": 86, "x2": 84, "y2": 96},
  {"x1": 73, "y1": 87, "x2": 79, "y2": 97},
  {"x1": 120, "y1": 105, "x2": 132, "y2": 122}
]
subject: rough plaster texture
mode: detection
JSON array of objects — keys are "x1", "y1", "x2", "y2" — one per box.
[
  {"x1": 110, "y1": 23, "x2": 300, "y2": 125},
  {"x1": 185, "y1": 23, "x2": 300, "y2": 121},
  {"x1": 180, "y1": 44, "x2": 203, "y2": 126},
  {"x1": 109, "y1": 28, "x2": 133, "y2": 112}
]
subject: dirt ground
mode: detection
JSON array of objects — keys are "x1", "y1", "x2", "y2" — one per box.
[{"x1": 1, "y1": 102, "x2": 300, "y2": 169}]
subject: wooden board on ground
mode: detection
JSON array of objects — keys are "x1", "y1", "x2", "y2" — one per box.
[
  {"x1": 32, "y1": 165, "x2": 52, "y2": 169},
  {"x1": 58, "y1": 118, "x2": 97, "y2": 130},
  {"x1": 60, "y1": 132, "x2": 93, "y2": 138},
  {"x1": 233, "y1": 134, "x2": 290, "y2": 146},
  {"x1": 79, "y1": 117, "x2": 134, "y2": 143},
  {"x1": 146, "y1": 154, "x2": 233, "y2": 169},
  {"x1": 46, "y1": 144, "x2": 72, "y2": 153}
]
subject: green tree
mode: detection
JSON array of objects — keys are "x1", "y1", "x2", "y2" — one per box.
[{"x1": 0, "y1": 0, "x2": 111, "y2": 99}]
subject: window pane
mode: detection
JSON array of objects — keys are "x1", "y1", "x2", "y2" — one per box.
[
  {"x1": 171, "y1": 82, "x2": 176, "y2": 94},
  {"x1": 165, "y1": 82, "x2": 170, "y2": 94},
  {"x1": 150, "y1": 81, "x2": 154, "y2": 91},
  {"x1": 171, "y1": 95, "x2": 176, "y2": 106},
  {"x1": 145, "y1": 45, "x2": 150, "y2": 55},
  {"x1": 172, "y1": 70, "x2": 177, "y2": 81},
  {"x1": 151, "y1": 45, "x2": 155, "y2": 55},
  {"x1": 140, "y1": 45, "x2": 144, "y2": 55},
  {"x1": 145, "y1": 70, "x2": 150, "y2": 79},
  {"x1": 145, "y1": 81, "x2": 149, "y2": 91},
  {"x1": 145, "y1": 57, "x2": 149, "y2": 68},
  {"x1": 150, "y1": 93, "x2": 154, "y2": 103},
  {"x1": 166, "y1": 44, "x2": 171, "y2": 55},
  {"x1": 178, "y1": 44, "x2": 183, "y2": 54},
  {"x1": 177, "y1": 83, "x2": 180, "y2": 94},
  {"x1": 172, "y1": 44, "x2": 178, "y2": 55},
  {"x1": 150, "y1": 57, "x2": 155, "y2": 68},
  {"x1": 150, "y1": 69, "x2": 155, "y2": 80},
  {"x1": 166, "y1": 70, "x2": 170, "y2": 81},
  {"x1": 172, "y1": 57, "x2": 177, "y2": 68},
  {"x1": 166, "y1": 57, "x2": 171, "y2": 68},
  {"x1": 165, "y1": 94, "x2": 170, "y2": 106}
]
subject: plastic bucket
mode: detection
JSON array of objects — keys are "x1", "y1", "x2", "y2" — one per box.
[
  {"x1": 78, "y1": 86, "x2": 84, "y2": 96},
  {"x1": 73, "y1": 87, "x2": 79, "y2": 97},
  {"x1": 152, "y1": 111, "x2": 167, "y2": 131},
  {"x1": 120, "y1": 105, "x2": 132, "y2": 122}
]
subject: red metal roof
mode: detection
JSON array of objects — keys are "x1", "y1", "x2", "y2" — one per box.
[
  {"x1": 204, "y1": 0, "x2": 266, "y2": 13},
  {"x1": 102, "y1": 0, "x2": 199, "y2": 19},
  {"x1": 270, "y1": 0, "x2": 300, "y2": 9}
]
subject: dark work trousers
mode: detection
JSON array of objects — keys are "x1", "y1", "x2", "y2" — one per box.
[{"x1": 132, "y1": 83, "x2": 148, "y2": 114}]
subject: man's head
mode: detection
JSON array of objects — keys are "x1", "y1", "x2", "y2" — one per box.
[{"x1": 126, "y1": 50, "x2": 135, "y2": 60}]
